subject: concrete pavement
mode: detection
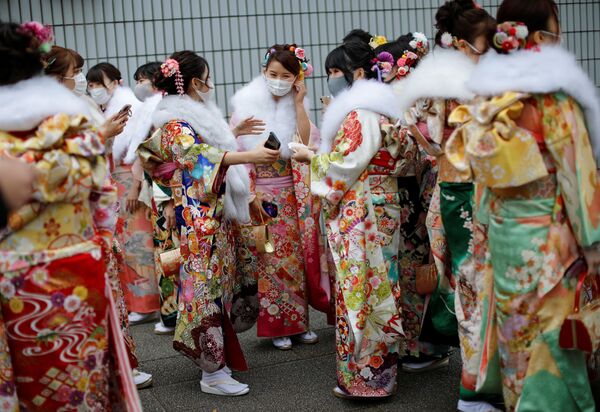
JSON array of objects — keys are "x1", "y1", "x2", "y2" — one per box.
[{"x1": 132, "y1": 308, "x2": 463, "y2": 411}]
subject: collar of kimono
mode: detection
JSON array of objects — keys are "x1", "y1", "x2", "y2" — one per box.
[
  {"x1": 152, "y1": 93, "x2": 251, "y2": 223},
  {"x1": 0, "y1": 76, "x2": 91, "y2": 131},
  {"x1": 393, "y1": 48, "x2": 476, "y2": 115},
  {"x1": 230, "y1": 75, "x2": 311, "y2": 159},
  {"x1": 468, "y1": 45, "x2": 600, "y2": 160},
  {"x1": 318, "y1": 79, "x2": 400, "y2": 154}
]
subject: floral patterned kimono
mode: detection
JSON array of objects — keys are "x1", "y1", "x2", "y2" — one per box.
[
  {"x1": 447, "y1": 46, "x2": 600, "y2": 411},
  {"x1": 0, "y1": 77, "x2": 140, "y2": 411},
  {"x1": 312, "y1": 80, "x2": 404, "y2": 397},
  {"x1": 105, "y1": 86, "x2": 159, "y2": 315},
  {"x1": 148, "y1": 95, "x2": 252, "y2": 372},
  {"x1": 230, "y1": 76, "x2": 333, "y2": 338}
]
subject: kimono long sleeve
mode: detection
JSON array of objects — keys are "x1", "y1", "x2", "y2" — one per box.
[
  {"x1": 164, "y1": 121, "x2": 228, "y2": 196},
  {"x1": 311, "y1": 110, "x2": 382, "y2": 208},
  {"x1": 540, "y1": 93, "x2": 600, "y2": 248}
]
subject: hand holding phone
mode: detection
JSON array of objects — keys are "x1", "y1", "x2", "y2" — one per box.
[{"x1": 117, "y1": 104, "x2": 132, "y2": 118}]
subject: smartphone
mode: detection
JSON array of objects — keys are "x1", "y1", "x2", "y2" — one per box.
[
  {"x1": 262, "y1": 201, "x2": 278, "y2": 218},
  {"x1": 117, "y1": 104, "x2": 132, "y2": 118},
  {"x1": 264, "y1": 132, "x2": 281, "y2": 151}
]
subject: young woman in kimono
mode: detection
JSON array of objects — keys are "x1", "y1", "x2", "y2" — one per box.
[
  {"x1": 293, "y1": 41, "x2": 405, "y2": 399},
  {"x1": 396, "y1": 3, "x2": 504, "y2": 410},
  {"x1": 374, "y1": 33, "x2": 457, "y2": 373},
  {"x1": 44, "y1": 45, "x2": 155, "y2": 389},
  {"x1": 0, "y1": 22, "x2": 141, "y2": 411},
  {"x1": 87, "y1": 62, "x2": 160, "y2": 325},
  {"x1": 113, "y1": 62, "x2": 180, "y2": 336},
  {"x1": 230, "y1": 44, "x2": 329, "y2": 350},
  {"x1": 149, "y1": 51, "x2": 280, "y2": 396},
  {"x1": 446, "y1": 0, "x2": 600, "y2": 409}
]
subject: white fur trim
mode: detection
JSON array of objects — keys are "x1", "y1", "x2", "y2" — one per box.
[
  {"x1": 468, "y1": 46, "x2": 600, "y2": 159},
  {"x1": 152, "y1": 95, "x2": 251, "y2": 223},
  {"x1": 319, "y1": 79, "x2": 400, "y2": 154},
  {"x1": 114, "y1": 93, "x2": 162, "y2": 164},
  {"x1": 394, "y1": 48, "x2": 476, "y2": 114},
  {"x1": 105, "y1": 86, "x2": 141, "y2": 161},
  {"x1": 0, "y1": 76, "x2": 91, "y2": 131},
  {"x1": 230, "y1": 76, "x2": 309, "y2": 159}
]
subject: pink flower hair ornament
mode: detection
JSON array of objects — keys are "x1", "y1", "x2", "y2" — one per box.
[
  {"x1": 395, "y1": 50, "x2": 420, "y2": 80},
  {"x1": 370, "y1": 51, "x2": 395, "y2": 82},
  {"x1": 493, "y1": 21, "x2": 529, "y2": 53},
  {"x1": 161, "y1": 58, "x2": 185, "y2": 95},
  {"x1": 18, "y1": 21, "x2": 54, "y2": 54}
]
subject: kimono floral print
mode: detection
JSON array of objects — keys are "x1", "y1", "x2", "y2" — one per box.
[
  {"x1": 447, "y1": 90, "x2": 600, "y2": 411},
  {"x1": 0, "y1": 96, "x2": 139, "y2": 411},
  {"x1": 312, "y1": 99, "x2": 404, "y2": 397}
]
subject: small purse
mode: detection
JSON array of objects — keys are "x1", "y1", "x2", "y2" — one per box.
[
  {"x1": 415, "y1": 263, "x2": 438, "y2": 295},
  {"x1": 559, "y1": 258, "x2": 600, "y2": 354},
  {"x1": 159, "y1": 248, "x2": 181, "y2": 277},
  {"x1": 249, "y1": 211, "x2": 274, "y2": 254}
]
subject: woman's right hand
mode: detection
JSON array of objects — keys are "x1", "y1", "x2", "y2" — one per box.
[
  {"x1": 164, "y1": 201, "x2": 176, "y2": 231},
  {"x1": 250, "y1": 146, "x2": 280, "y2": 164},
  {"x1": 100, "y1": 112, "x2": 128, "y2": 139}
]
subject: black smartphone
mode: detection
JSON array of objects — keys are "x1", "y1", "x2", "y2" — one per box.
[
  {"x1": 264, "y1": 131, "x2": 281, "y2": 150},
  {"x1": 117, "y1": 104, "x2": 132, "y2": 118},
  {"x1": 262, "y1": 201, "x2": 278, "y2": 218}
]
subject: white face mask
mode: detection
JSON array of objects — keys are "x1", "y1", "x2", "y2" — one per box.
[
  {"x1": 89, "y1": 87, "x2": 110, "y2": 105},
  {"x1": 70, "y1": 72, "x2": 87, "y2": 96},
  {"x1": 264, "y1": 76, "x2": 294, "y2": 97},
  {"x1": 194, "y1": 78, "x2": 214, "y2": 102},
  {"x1": 134, "y1": 82, "x2": 155, "y2": 101}
]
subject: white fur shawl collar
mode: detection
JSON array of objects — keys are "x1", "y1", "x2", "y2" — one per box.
[
  {"x1": 113, "y1": 93, "x2": 162, "y2": 164},
  {"x1": 395, "y1": 48, "x2": 476, "y2": 114},
  {"x1": 0, "y1": 76, "x2": 91, "y2": 131},
  {"x1": 104, "y1": 85, "x2": 139, "y2": 119},
  {"x1": 230, "y1": 76, "x2": 309, "y2": 159},
  {"x1": 152, "y1": 94, "x2": 251, "y2": 223},
  {"x1": 319, "y1": 79, "x2": 401, "y2": 153},
  {"x1": 468, "y1": 46, "x2": 600, "y2": 159}
]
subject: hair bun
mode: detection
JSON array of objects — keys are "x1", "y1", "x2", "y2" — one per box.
[{"x1": 435, "y1": 0, "x2": 477, "y2": 33}]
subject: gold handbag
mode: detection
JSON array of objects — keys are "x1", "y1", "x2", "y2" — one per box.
[
  {"x1": 159, "y1": 248, "x2": 181, "y2": 277},
  {"x1": 250, "y1": 212, "x2": 274, "y2": 254},
  {"x1": 559, "y1": 258, "x2": 600, "y2": 354},
  {"x1": 415, "y1": 263, "x2": 438, "y2": 295}
]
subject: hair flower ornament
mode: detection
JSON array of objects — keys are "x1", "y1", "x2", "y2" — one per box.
[
  {"x1": 161, "y1": 58, "x2": 185, "y2": 95},
  {"x1": 493, "y1": 21, "x2": 528, "y2": 53},
  {"x1": 369, "y1": 35, "x2": 388, "y2": 49},
  {"x1": 370, "y1": 51, "x2": 395, "y2": 82},
  {"x1": 19, "y1": 21, "x2": 54, "y2": 53},
  {"x1": 395, "y1": 50, "x2": 420, "y2": 79},
  {"x1": 440, "y1": 32, "x2": 455, "y2": 49},
  {"x1": 409, "y1": 32, "x2": 429, "y2": 55}
]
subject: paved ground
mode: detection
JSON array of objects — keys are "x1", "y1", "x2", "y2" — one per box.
[{"x1": 132, "y1": 308, "x2": 462, "y2": 412}]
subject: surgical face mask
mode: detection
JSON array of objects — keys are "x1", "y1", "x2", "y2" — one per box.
[
  {"x1": 194, "y1": 79, "x2": 214, "y2": 102},
  {"x1": 327, "y1": 75, "x2": 350, "y2": 97},
  {"x1": 264, "y1": 76, "x2": 294, "y2": 97},
  {"x1": 134, "y1": 82, "x2": 155, "y2": 101},
  {"x1": 89, "y1": 87, "x2": 110, "y2": 105},
  {"x1": 68, "y1": 72, "x2": 87, "y2": 96}
]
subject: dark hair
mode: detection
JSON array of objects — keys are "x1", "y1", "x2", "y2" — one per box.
[
  {"x1": 87, "y1": 62, "x2": 121, "y2": 86},
  {"x1": 435, "y1": 0, "x2": 496, "y2": 46},
  {"x1": 0, "y1": 21, "x2": 44, "y2": 86},
  {"x1": 154, "y1": 50, "x2": 209, "y2": 95},
  {"x1": 264, "y1": 44, "x2": 301, "y2": 77},
  {"x1": 325, "y1": 40, "x2": 376, "y2": 84},
  {"x1": 374, "y1": 33, "x2": 418, "y2": 61},
  {"x1": 134, "y1": 62, "x2": 161, "y2": 82},
  {"x1": 342, "y1": 29, "x2": 373, "y2": 45},
  {"x1": 43, "y1": 45, "x2": 84, "y2": 78},
  {"x1": 496, "y1": 0, "x2": 559, "y2": 34}
]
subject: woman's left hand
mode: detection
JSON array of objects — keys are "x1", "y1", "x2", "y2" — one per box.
[
  {"x1": 294, "y1": 81, "x2": 307, "y2": 105},
  {"x1": 291, "y1": 146, "x2": 315, "y2": 164},
  {"x1": 125, "y1": 181, "x2": 142, "y2": 213},
  {"x1": 233, "y1": 116, "x2": 266, "y2": 137}
]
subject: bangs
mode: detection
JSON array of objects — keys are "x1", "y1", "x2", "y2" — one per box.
[
  {"x1": 325, "y1": 46, "x2": 349, "y2": 73},
  {"x1": 86, "y1": 65, "x2": 107, "y2": 85}
]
